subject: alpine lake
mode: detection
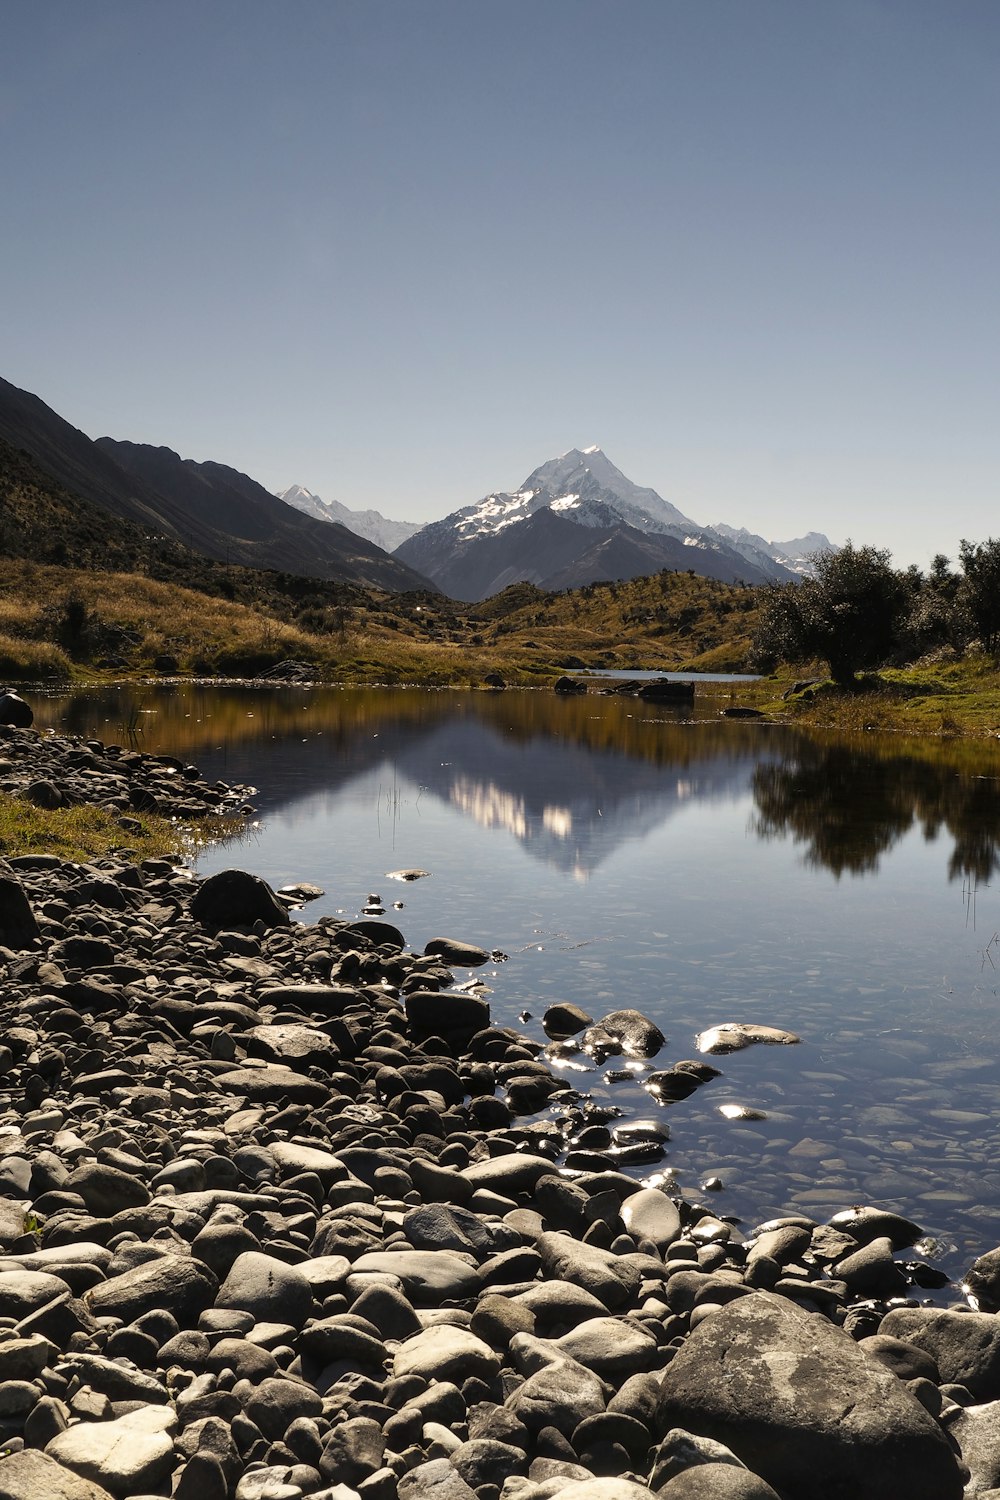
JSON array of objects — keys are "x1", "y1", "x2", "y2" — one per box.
[{"x1": 31, "y1": 679, "x2": 1000, "y2": 1289}]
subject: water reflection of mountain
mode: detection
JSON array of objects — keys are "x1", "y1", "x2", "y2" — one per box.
[
  {"x1": 34, "y1": 686, "x2": 1000, "y2": 883},
  {"x1": 393, "y1": 720, "x2": 770, "y2": 877},
  {"x1": 753, "y1": 740, "x2": 1000, "y2": 882},
  {"x1": 191, "y1": 714, "x2": 770, "y2": 878}
]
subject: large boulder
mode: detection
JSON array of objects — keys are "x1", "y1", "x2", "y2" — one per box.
[
  {"x1": 0, "y1": 867, "x2": 39, "y2": 950},
  {"x1": 656, "y1": 1292, "x2": 964, "y2": 1500},
  {"x1": 190, "y1": 869, "x2": 290, "y2": 931},
  {"x1": 0, "y1": 691, "x2": 32, "y2": 727},
  {"x1": 879, "y1": 1305, "x2": 1000, "y2": 1400}
]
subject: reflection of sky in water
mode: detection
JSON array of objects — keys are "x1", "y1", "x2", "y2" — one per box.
[{"x1": 29, "y1": 685, "x2": 1000, "y2": 1280}]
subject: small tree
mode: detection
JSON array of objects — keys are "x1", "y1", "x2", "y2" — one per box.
[
  {"x1": 752, "y1": 542, "x2": 908, "y2": 686},
  {"x1": 958, "y1": 538, "x2": 1000, "y2": 654}
]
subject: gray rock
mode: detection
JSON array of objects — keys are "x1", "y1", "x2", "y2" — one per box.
[
  {"x1": 423, "y1": 937, "x2": 490, "y2": 966},
  {"x1": 398, "y1": 1457, "x2": 478, "y2": 1499},
  {"x1": 215, "y1": 1064, "x2": 329, "y2": 1106},
  {"x1": 462, "y1": 1153, "x2": 559, "y2": 1198},
  {"x1": 0, "y1": 1450, "x2": 115, "y2": 1500},
  {"x1": 45, "y1": 1407, "x2": 177, "y2": 1496},
  {"x1": 0, "y1": 691, "x2": 33, "y2": 727},
  {"x1": 650, "y1": 1427, "x2": 750, "y2": 1487},
  {"x1": 598, "y1": 1008, "x2": 665, "y2": 1057},
  {"x1": 553, "y1": 1315, "x2": 659, "y2": 1378},
  {"x1": 966, "y1": 1246, "x2": 1000, "y2": 1312},
  {"x1": 239, "y1": 1375, "x2": 324, "y2": 1441},
  {"x1": 85, "y1": 1252, "x2": 217, "y2": 1325},
  {"x1": 0, "y1": 869, "x2": 40, "y2": 949},
  {"x1": 694, "y1": 1024, "x2": 801, "y2": 1055},
  {"x1": 270, "y1": 1141, "x2": 349, "y2": 1186},
  {"x1": 0, "y1": 1332, "x2": 55, "y2": 1380},
  {"x1": 858, "y1": 1335, "x2": 940, "y2": 1384},
  {"x1": 657, "y1": 1292, "x2": 963, "y2": 1499},
  {"x1": 191, "y1": 869, "x2": 291, "y2": 931},
  {"x1": 318, "y1": 1416, "x2": 386, "y2": 1484},
  {"x1": 405, "y1": 988, "x2": 490, "y2": 1038},
  {"x1": 542, "y1": 1003, "x2": 594, "y2": 1040},
  {"x1": 513, "y1": 1283, "x2": 611, "y2": 1331},
  {"x1": 506, "y1": 1357, "x2": 607, "y2": 1437},
  {"x1": 879, "y1": 1306, "x2": 1000, "y2": 1400},
  {"x1": 403, "y1": 1202, "x2": 505, "y2": 1256},
  {"x1": 0, "y1": 1270, "x2": 71, "y2": 1318},
  {"x1": 535, "y1": 1233, "x2": 641, "y2": 1311},
  {"x1": 826, "y1": 1206, "x2": 923, "y2": 1250},
  {"x1": 216, "y1": 1251, "x2": 315, "y2": 1329},
  {"x1": 526, "y1": 1482, "x2": 653, "y2": 1498},
  {"x1": 63, "y1": 1162, "x2": 150, "y2": 1215},
  {"x1": 948, "y1": 1401, "x2": 1000, "y2": 1496},
  {"x1": 351, "y1": 1249, "x2": 482, "y2": 1302},
  {"x1": 833, "y1": 1235, "x2": 905, "y2": 1295},
  {"x1": 655, "y1": 1466, "x2": 782, "y2": 1498},
  {"x1": 620, "y1": 1187, "x2": 681, "y2": 1250},
  {"x1": 393, "y1": 1325, "x2": 500, "y2": 1384}
]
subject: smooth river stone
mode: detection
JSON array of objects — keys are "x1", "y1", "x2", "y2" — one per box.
[
  {"x1": 461, "y1": 1154, "x2": 561, "y2": 1197},
  {"x1": 695, "y1": 1023, "x2": 801, "y2": 1055},
  {"x1": 213, "y1": 1064, "x2": 329, "y2": 1105},
  {"x1": 656, "y1": 1468, "x2": 782, "y2": 1499},
  {"x1": 46, "y1": 1407, "x2": 177, "y2": 1496},
  {"x1": 535, "y1": 1232, "x2": 642, "y2": 1311},
  {"x1": 553, "y1": 1315, "x2": 660, "y2": 1378},
  {"x1": 215, "y1": 1251, "x2": 315, "y2": 1329},
  {"x1": 85, "y1": 1253, "x2": 217, "y2": 1326},
  {"x1": 620, "y1": 1187, "x2": 681, "y2": 1249},
  {"x1": 351, "y1": 1250, "x2": 482, "y2": 1301},
  {"x1": 0, "y1": 1450, "x2": 116, "y2": 1500},
  {"x1": 393, "y1": 1325, "x2": 501, "y2": 1384},
  {"x1": 0, "y1": 1270, "x2": 71, "y2": 1318}
]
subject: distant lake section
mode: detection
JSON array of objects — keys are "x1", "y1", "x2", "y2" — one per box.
[{"x1": 32, "y1": 682, "x2": 1000, "y2": 1281}]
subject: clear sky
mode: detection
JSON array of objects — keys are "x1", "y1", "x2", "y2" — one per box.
[{"x1": 3, "y1": 1, "x2": 998, "y2": 566}]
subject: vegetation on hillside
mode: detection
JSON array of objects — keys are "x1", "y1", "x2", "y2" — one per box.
[{"x1": 0, "y1": 557, "x2": 761, "y2": 685}]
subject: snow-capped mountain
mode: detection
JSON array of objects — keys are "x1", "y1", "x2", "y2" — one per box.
[
  {"x1": 279, "y1": 485, "x2": 423, "y2": 554},
  {"x1": 708, "y1": 523, "x2": 836, "y2": 577},
  {"x1": 394, "y1": 447, "x2": 801, "y2": 601}
]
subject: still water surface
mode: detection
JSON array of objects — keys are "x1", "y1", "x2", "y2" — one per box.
[{"x1": 32, "y1": 683, "x2": 1000, "y2": 1279}]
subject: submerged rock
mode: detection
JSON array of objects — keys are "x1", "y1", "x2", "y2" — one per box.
[{"x1": 695, "y1": 1023, "x2": 801, "y2": 1055}]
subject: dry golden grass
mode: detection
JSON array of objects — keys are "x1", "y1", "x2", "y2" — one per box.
[
  {"x1": 0, "y1": 557, "x2": 764, "y2": 686},
  {"x1": 0, "y1": 792, "x2": 219, "y2": 864}
]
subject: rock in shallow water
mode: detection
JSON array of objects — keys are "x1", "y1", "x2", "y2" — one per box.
[{"x1": 695, "y1": 1023, "x2": 801, "y2": 1055}]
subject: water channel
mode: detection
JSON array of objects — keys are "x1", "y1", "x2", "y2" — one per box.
[{"x1": 31, "y1": 681, "x2": 1000, "y2": 1282}]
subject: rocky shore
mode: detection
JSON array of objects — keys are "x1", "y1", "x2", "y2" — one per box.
[{"x1": 2, "y1": 716, "x2": 1000, "y2": 1499}]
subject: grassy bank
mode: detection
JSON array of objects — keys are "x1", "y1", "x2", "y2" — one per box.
[
  {"x1": 0, "y1": 792, "x2": 241, "y2": 864},
  {"x1": 738, "y1": 655, "x2": 1000, "y2": 740}
]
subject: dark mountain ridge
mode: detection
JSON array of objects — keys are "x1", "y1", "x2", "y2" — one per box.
[{"x1": 0, "y1": 376, "x2": 433, "y2": 593}]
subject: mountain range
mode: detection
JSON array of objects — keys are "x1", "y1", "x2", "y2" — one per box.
[
  {"x1": 0, "y1": 372, "x2": 833, "y2": 602},
  {"x1": 278, "y1": 485, "x2": 423, "y2": 554},
  {"x1": 284, "y1": 446, "x2": 834, "y2": 602},
  {"x1": 391, "y1": 448, "x2": 806, "y2": 599}
]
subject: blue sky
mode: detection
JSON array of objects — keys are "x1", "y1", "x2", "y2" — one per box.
[{"x1": 3, "y1": 1, "x2": 998, "y2": 566}]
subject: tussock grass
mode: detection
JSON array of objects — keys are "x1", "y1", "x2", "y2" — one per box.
[
  {"x1": 0, "y1": 793, "x2": 218, "y2": 864},
  {"x1": 0, "y1": 559, "x2": 763, "y2": 687}
]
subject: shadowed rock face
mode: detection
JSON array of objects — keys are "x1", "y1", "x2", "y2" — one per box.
[{"x1": 657, "y1": 1293, "x2": 965, "y2": 1500}]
